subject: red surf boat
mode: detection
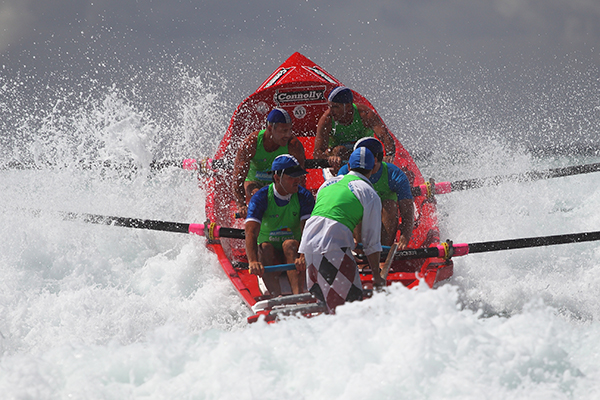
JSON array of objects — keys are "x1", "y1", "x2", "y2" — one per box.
[{"x1": 204, "y1": 52, "x2": 452, "y2": 322}]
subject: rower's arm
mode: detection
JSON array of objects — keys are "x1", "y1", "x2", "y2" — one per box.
[
  {"x1": 398, "y1": 199, "x2": 414, "y2": 250},
  {"x1": 367, "y1": 251, "x2": 384, "y2": 287},
  {"x1": 288, "y1": 138, "x2": 306, "y2": 167},
  {"x1": 232, "y1": 134, "x2": 258, "y2": 209},
  {"x1": 313, "y1": 111, "x2": 333, "y2": 159},
  {"x1": 374, "y1": 125, "x2": 396, "y2": 163},
  {"x1": 245, "y1": 220, "x2": 264, "y2": 276},
  {"x1": 295, "y1": 219, "x2": 308, "y2": 272},
  {"x1": 358, "y1": 105, "x2": 396, "y2": 161}
]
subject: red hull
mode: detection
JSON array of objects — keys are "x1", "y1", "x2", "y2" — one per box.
[{"x1": 204, "y1": 53, "x2": 452, "y2": 319}]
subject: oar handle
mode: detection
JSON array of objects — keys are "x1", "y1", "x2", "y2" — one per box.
[{"x1": 263, "y1": 263, "x2": 296, "y2": 272}]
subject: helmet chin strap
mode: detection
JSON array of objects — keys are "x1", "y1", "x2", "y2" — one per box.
[
  {"x1": 281, "y1": 175, "x2": 293, "y2": 196},
  {"x1": 276, "y1": 173, "x2": 297, "y2": 197}
]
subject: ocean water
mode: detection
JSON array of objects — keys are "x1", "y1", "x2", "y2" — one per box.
[{"x1": 1, "y1": 73, "x2": 600, "y2": 399}]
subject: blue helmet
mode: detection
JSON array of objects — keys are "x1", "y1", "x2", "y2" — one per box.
[
  {"x1": 328, "y1": 86, "x2": 353, "y2": 104},
  {"x1": 266, "y1": 108, "x2": 292, "y2": 124},
  {"x1": 354, "y1": 137, "x2": 383, "y2": 159},
  {"x1": 348, "y1": 147, "x2": 375, "y2": 170}
]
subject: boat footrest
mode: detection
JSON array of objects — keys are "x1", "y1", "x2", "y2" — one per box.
[{"x1": 252, "y1": 292, "x2": 316, "y2": 312}]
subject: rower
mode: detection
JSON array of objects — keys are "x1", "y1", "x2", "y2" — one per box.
[
  {"x1": 338, "y1": 137, "x2": 414, "y2": 250},
  {"x1": 299, "y1": 147, "x2": 383, "y2": 313},
  {"x1": 313, "y1": 86, "x2": 396, "y2": 175},
  {"x1": 245, "y1": 154, "x2": 315, "y2": 296},
  {"x1": 232, "y1": 108, "x2": 306, "y2": 218}
]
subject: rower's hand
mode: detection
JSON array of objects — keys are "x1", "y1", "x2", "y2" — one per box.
[
  {"x1": 327, "y1": 156, "x2": 343, "y2": 174},
  {"x1": 373, "y1": 275, "x2": 386, "y2": 290},
  {"x1": 236, "y1": 203, "x2": 248, "y2": 219},
  {"x1": 295, "y1": 254, "x2": 306, "y2": 273},
  {"x1": 397, "y1": 235, "x2": 410, "y2": 250},
  {"x1": 248, "y1": 261, "x2": 264, "y2": 276}
]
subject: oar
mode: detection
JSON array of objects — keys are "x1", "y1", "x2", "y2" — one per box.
[
  {"x1": 380, "y1": 243, "x2": 398, "y2": 281},
  {"x1": 49, "y1": 209, "x2": 311, "y2": 271},
  {"x1": 1, "y1": 158, "x2": 330, "y2": 172},
  {"x1": 159, "y1": 158, "x2": 330, "y2": 173},
  {"x1": 55, "y1": 211, "x2": 246, "y2": 239},
  {"x1": 393, "y1": 230, "x2": 600, "y2": 260},
  {"x1": 411, "y1": 162, "x2": 600, "y2": 197}
]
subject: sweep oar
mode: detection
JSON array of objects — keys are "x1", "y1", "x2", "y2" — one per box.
[
  {"x1": 56, "y1": 211, "x2": 246, "y2": 239},
  {"x1": 411, "y1": 162, "x2": 600, "y2": 197},
  {"x1": 393, "y1": 230, "x2": 600, "y2": 260}
]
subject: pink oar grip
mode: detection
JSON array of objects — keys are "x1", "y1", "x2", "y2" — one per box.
[
  {"x1": 435, "y1": 244, "x2": 446, "y2": 258},
  {"x1": 433, "y1": 182, "x2": 452, "y2": 195},
  {"x1": 417, "y1": 181, "x2": 452, "y2": 196},
  {"x1": 188, "y1": 223, "x2": 221, "y2": 238},
  {"x1": 182, "y1": 158, "x2": 198, "y2": 171},
  {"x1": 188, "y1": 223, "x2": 205, "y2": 236},
  {"x1": 435, "y1": 242, "x2": 469, "y2": 258},
  {"x1": 452, "y1": 243, "x2": 469, "y2": 257}
]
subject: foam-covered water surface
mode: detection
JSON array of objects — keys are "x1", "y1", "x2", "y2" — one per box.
[{"x1": 1, "y1": 67, "x2": 600, "y2": 398}]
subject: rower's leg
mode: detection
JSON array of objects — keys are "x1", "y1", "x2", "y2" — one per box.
[
  {"x1": 282, "y1": 239, "x2": 306, "y2": 294},
  {"x1": 381, "y1": 199, "x2": 399, "y2": 247},
  {"x1": 258, "y1": 242, "x2": 283, "y2": 296}
]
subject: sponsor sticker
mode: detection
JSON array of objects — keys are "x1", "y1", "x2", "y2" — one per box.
[
  {"x1": 293, "y1": 106, "x2": 307, "y2": 119},
  {"x1": 256, "y1": 101, "x2": 269, "y2": 114},
  {"x1": 273, "y1": 89, "x2": 325, "y2": 104},
  {"x1": 269, "y1": 228, "x2": 294, "y2": 242},
  {"x1": 255, "y1": 171, "x2": 273, "y2": 182}
]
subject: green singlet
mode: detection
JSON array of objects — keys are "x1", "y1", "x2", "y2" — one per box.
[
  {"x1": 257, "y1": 184, "x2": 302, "y2": 250},
  {"x1": 246, "y1": 130, "x2": 289, "y2": 182},
  {"x1": 311, "y1": 174, "x2": 364, "y2": 232},
  {"x1": 329, "y1": 103, "x2": 374, "y2": 149},
  {"x1": 372, "y1": 162, "x2": 397, "y2": 201}
]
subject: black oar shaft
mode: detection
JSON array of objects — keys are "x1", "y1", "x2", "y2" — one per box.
[
  {"x1": 65, "y1": 212, "x2": 191, "y2": 234},
  {"x1": 217, "y1": 227, "x2": 245, "y2": 239},
  {"x1": 468, "y1": 230, "x2": 600, "y2": 254},
  {"x1": 395, "y1": 230, "x2": 600, "y2": 260},
  {"x1": 59, "y1": 211, "x2": 247, "y2": 239},
  {"x1": 450, "y1": 162, "x2": 600, "y2": 192}
]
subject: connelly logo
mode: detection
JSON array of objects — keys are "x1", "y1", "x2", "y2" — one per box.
[{"x1": 274, "y1": 89, "x2": 325, "y2": 104}]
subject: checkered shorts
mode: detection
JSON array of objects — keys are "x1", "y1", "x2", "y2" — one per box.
[{"x1": 305, "y1": 246, "x2": 363, "y2": 313}]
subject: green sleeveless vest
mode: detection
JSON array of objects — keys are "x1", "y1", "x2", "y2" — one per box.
[
  {"x1": 373, "y1": 162, "x2": 397, "y2": 201},
  {"x1": 311, "y1": 174, "x2": 364, "y2": 232},
  {"x1": 329, "y1": 103, "x2": 374, "y2": 148},
  {"x1": 246, "y1": 130, "x2": 289, "y2": 182},
  {"x1": 257, "y1": 184, "x2": 302, "y2": 250}
]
